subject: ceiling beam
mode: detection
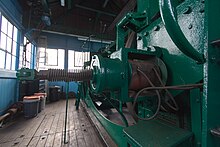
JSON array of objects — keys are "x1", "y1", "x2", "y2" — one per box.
[
  {"x1": 75, "y1": 4, "x2": 116, "y2": 17},
  {"x1": 107, "y1": 0, "x2": 136, "y2": 32},
  {"x1": 102, "y1": 0, "x2": 109, "y2": 8}
]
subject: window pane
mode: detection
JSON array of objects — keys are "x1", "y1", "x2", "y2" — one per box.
[
  {"x1": 0, "y1": 50, "x2": 5, "y2": 69},
  {"x1": 26, "y1": 43, "x2": 31, "y2": 53},
  {"x1": 26, "y1": 50, "x2": 31, "y2": 62},
  {"x1": 57, "y1": 49, "x2": 64, "y2": 69},
  {"x1": 38, "y1": 48, "x2": 64, "y2": 70},
  {"x1": 19, "y1": 45, "x2": 23, "y2": 68},
  {"x1": 6, "y1": 37, "x2": 12, "y2": 53},
  {"x1": 11, "y1": 56, "x2": 16, "y2": 70},
  {"x1": 19, "y1": 45, "x2": 23, "y2": 59},
  {"x1": 0, "y1": 33, "x2": 7, "y2": 49},
  {"x1": 38, "y1": 47, "x2": 46, "y2": 63},
  {"x1": 24, "y1": 42, "x2": 32, "y2": 65},
  {"x1": 24, "y1": 37, "x2": 27, "y2": 44},
  {"x1": 75, "y1": 52, "x2": 84, "y2": 67},
  {"x1": 46, "y1": 49, "x2": 58, "y2": 65},
  {"x1": 7, "y1": 21, "x2": 13, "y2": 38},
  {"x1": 1, "y1": 15, "x2": 7, "y2": 34},
  {"x1": 19, "y1": 59, "x2": 23, "y2": 69},
  {"x1": 6, "y1": 53, "x2": 11, "y2": 70},
  {"x1": 13, "y1": 26, "x2": 18, "y2": 41},
  {"x1": 27, "y1": 62, "x2": 30, "y2": 68},
  {"x1": 12, "y1": 41, "x2": 17, "y2": 55},
  {"x1": 68, "y1": 50, "x2": 75, "y2": 70}
]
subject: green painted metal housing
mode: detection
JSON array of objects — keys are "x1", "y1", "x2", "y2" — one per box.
[
  {"x1": 78, "y1": 0, "x2": 220, "y2": 146},
  {"x1": 90, "y1": 55, "x2": 127, "y2": 93},
  {"x1": 16, "y1": 68, "x2": 37, "y2": 81}
]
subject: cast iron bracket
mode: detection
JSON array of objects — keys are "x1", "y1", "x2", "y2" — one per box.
[{"x1": 117, "y1": 12, "x2": 148, "y2": 32}]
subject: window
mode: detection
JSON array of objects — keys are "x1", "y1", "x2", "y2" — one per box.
[
  {"x1": 46, "y1": 49, "x2": 58, "y2": 66},
  {"x1": 37, "y1": 48, "x2": 64, "y2": 70},
  {"x1": 19, "y1": 37, "x2": 36, "y2": 69},
  {"x1": 68, "y1": 50, "x2": 90, "y2": 70},
  {"x1": 0, "y1": 14, "x2": 19, "y2": 70}
]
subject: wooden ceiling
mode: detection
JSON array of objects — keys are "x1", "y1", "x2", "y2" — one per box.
[{"x1": 18, "y1": 0, "x2": 137, "y2": 41}]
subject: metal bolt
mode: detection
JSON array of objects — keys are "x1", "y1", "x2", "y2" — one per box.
[
  {"x1": 121, "y1": 73, "x2": 125, "y2": 79},
  {"x1": 147, "y1": 47, "x2": 151, "y2": 51},
  {"x1": 183, "y1": 6, "x2": 192, "y2": 14},
  {"x1": 199, "y1": 8, "x2": 205, "y2": 13},
  {"x1": 137, "y1": 36, "x2": 142, "y2": 40},
  {"x1": 144, "y1": 32, "x2": 149, "y2": 36},
  {"x1": 154, "y1": 25, "x2": 160, "y2": 31},
  {"x1": 209, "y1": 57, "x2": 216, "y2": 63},
  {"x1": 188, "y1": 24, "x2": 193, "y2": 29}
]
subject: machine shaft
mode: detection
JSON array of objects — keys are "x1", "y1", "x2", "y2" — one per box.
[{"x1": 37, "y1": 69, "x2": 93, "y2": 82}]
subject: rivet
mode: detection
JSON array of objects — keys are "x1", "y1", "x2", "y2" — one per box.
[
  {"x1": 199, "y1": 8, "x2": 205, "y2": 13},
  {"x1": 147, "y1": 47, "x2": 151, "y2": 51},
  {"x1": 144, "y1": 32, "x2": 149, "y2": 36},
  {"x1": 201, "y1": 0, "x2": 205, "y2": 3},
  {"x1": 209, "y1": 57, "x2": 216, "y2": 63},
  {"x1": 137, "y1": 36, "x2": 142, "y2": 40},
  {"x1": 183, "y1": 6, "x2": 192, "y2": 14},
  {"x1": 154, "y1": 25, "x2": 160, "y2": 31},
  {"x1": 188, "y1": 24, "x2": 193, "y2": 29}
]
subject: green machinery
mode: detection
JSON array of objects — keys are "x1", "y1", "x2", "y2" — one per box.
[
  {"x1": 17, "y1": 0, "x2": 220, "y2": 146},
  {"x1": 76, "y1": 0, "x2": 220, "y2": 146}
]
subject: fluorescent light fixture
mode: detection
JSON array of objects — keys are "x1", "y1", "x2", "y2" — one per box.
[{"x1": 61, "y1": 0, "x2": 65, "y2": 6}]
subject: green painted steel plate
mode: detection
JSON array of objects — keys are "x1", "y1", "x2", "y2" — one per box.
[{"x1": 123, "y1": 120, "x2": 193, "y2": 147}]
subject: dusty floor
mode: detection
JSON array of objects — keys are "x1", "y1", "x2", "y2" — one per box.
[{"x1": 0, "y1": 99, "x2": 105, "y2": 147}]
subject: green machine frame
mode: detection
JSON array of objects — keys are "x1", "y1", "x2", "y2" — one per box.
[{"x1": 77, "y1": 0, "x2": 220, "y2": 146}]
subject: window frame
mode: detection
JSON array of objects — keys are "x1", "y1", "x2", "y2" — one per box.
[
  {"x1": 68, "y1": 50, "x2": 90, "y2": 70},
  {"x1": 0, "y1": 13, "x2": 20, "y2": 71}
]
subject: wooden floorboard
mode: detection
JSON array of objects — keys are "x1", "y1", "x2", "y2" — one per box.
[
  {"x1": 0, "y1": 99, "x2": 105, "y2": 147},
  {"x1": 45, "y1": 133, "x2": 55, "y2": 147}
]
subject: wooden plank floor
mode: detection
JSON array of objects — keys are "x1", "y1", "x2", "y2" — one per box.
[{"x1": 0, "y1": 99, "x2": 105, "y2": 147}]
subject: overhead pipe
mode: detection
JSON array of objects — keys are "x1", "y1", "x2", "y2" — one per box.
[{"x1": 159, "y1": 0, "x2": 205, "y2": 64}]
